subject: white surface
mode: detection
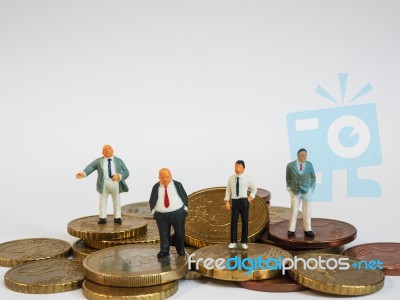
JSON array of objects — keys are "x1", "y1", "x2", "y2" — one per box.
[{"x1": 1, "y1": 0, "x2": 400, "y2": 299}]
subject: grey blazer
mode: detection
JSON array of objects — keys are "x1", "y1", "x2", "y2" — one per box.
[
  {"x1": 83, "y1": 156, "x2": 129, "y2": 194},
  {"x1": 286, "y1": 160, "x2": 316, "y2": 194}
]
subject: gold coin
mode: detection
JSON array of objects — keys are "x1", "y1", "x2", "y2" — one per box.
[
  {"x1": 288, "y1": 253, "x2": 385, "y2": 295},
  {"x1": 185, "y1": 187, "x2": 269, "y2": 248},
  {"x1": 189, "y1": 243, "x2": 292, "y2": 281},
  {"x1": 84, "y1": 219, "x2": 161, "y2": 249},
  {"x1": 183, "y1": 270, "x2": 207, "y2": 280},
  {"x1": 0, "y1": 238, "x2": 71, "y2": 267},
  {"x1": 72, "y1": 239, "x2": 99, "y2": 261},
  {"x1": 269, "y1": 206, "x2": 302, "y2": 225},
  {"x1": 67, "y1": 215, "x2": 147, "y2": 240},
  {"x1": 4, "y1": 258, "x2": 84, "y2": 294},
  {"x1": 122, "y1": 201, "x2": 153, "y2": 219},
  {"x1": 82, "y1": 279, "x2": 178, "y2": 300},
  {"x1": 83, "y1": 244, "x2": 188, "y2": 287}
]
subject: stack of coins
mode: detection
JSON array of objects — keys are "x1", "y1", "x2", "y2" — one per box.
[
  {"x1": 0, "y1": 238, "x2": 86, "y2": 295},
  {"x1": 265, "y1": 217, "x2": 356, "y2": 255},
  {"x1": 67, "y1": 214, "x2": 148, "y2": 261},
  {"x1": 82, "y1": 244, "x2": 187, "y2": 299}
]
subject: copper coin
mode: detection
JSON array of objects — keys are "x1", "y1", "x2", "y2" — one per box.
[
  {"x1": 122, "y1": 201, "x2": 153, "y2": 219},
  {"x1": 268, "y1": 218, "x2": 357, "y2": 249},
  {"x1": 343, "y1": 243, "x2": 400, "y2": 276},
  {"x1": 256, "y1": 188, "x2": 271, "y2": 205},
  {"x1": 235, "y1": 274, "x2": 308, "y2": 292},
  {"x1": 257, "y1": 231, "x2": 344, "y2": 255}
]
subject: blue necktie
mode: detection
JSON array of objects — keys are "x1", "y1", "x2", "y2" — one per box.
[
  {"x1": 108, "y1": 158, "x2": 112, "y2": 178},
  {"x1": 236, "y1": 177, "x2": 239, "y2": 197}
]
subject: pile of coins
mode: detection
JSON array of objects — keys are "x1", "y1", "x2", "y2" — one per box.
[
  {"x1": 1, "y1": 186, "x2": 400, "y2": 298},
  {"x1": 81, "y1": 244, "x2": 187, "y2": 299},
  {"x1": 0, "y1": 238, "x2": 85, "y2": 294},
  {"x1": 68, "y1": 214, "x2": 149, "y2": 261}
]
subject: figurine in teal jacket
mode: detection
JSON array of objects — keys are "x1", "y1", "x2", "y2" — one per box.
[
  {"x1": 286, "y1": 148, "x2": 315, "y2": 238},
  {"x1": 76, "y1": 145, "x2": 129, "y2": 224}
]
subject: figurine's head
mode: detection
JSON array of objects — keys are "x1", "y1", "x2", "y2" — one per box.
[
  {"x1": 159, "y1": 168, "x2": 172, "y2": 187},
  {"x1": 297, "y1": 148, "x2": 307, "y2": 163},
  {"x1": 102, "y1": 145, "x2": 114, "y2": 158},
  {"x1": 235, "y1": 160, "x2": 245, "y2": 175}
]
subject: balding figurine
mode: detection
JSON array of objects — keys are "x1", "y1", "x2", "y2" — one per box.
[
  {"x1": 76, "y1": 145, "x2": 129, "y2": 225},
  {"x1": 149, "y1": 168, "x2": 188, "y2": 258}
]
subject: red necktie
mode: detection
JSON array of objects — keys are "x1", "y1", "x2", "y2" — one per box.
[
  {"x1": 164, "y1": 186, "x2": 170, "y2": 208},
  {"x1": 300, "y1": 164, "x2": 303, "y2": 171}
]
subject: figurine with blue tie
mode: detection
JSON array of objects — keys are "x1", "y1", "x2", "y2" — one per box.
[
  {"x1": 224, "y1": 160, "x2": 257, "y2": 250},
  {"x1": 286, "y1": 148, "x2": 316, "y2": 238},
  {"x1": 76, "y1": 145, "x2": 129, "y2": 225}
]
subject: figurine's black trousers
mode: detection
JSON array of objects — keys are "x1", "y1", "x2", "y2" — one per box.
[
  {"x1": 154, "y1": 206, "x2": 186, "y2": 253},
  {"x1": 230, "y1": 198, "x2": 249, "y2": 244}
]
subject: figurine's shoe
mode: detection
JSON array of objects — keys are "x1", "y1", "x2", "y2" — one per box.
[
  {"x1": 241, "y1": 243, "x2": 248, "y2": 250},
  {"x1": 157, "y1": 251, "x2": 170, "y2": 258},
  {"x1": 177, "y1": 250, "x2": 186, "y2": 256},
  {"x1": 114, "y1": 218, "x2": 122, "y2": 224},
  {"x1": 287, "y1": 231, "x2": 296, "y2": 238},
  {"x1": 98, "y1": 218, "x2": 107, "y2": 224},
  {"x1": 304, "y1": 231, "x2": 315, "y2": 239},
  {"x1": 228, "y1": 243, "x2": 238, "y2": 249}
]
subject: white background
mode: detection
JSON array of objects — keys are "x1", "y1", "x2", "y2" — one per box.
[{"x1": 0, "y1": 0, "x2": 399, "y2": 299}]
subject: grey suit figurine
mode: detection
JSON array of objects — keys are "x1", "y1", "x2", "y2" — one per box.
[
  {"x1": 286, "y1": 148, "x2": 316, "y2": 238},
  {"x1": 76, "y1": 145, "x2": 129, "y2": 224}
]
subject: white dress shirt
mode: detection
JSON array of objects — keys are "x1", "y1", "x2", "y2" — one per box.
[
  {"x1": 296, "y1": 160, "x2": 306, "y2": 174},
  {"x1": 154, "y1": 182, "x2": 185, "y2": 213},
  {"x1": 224, "y1": 173, "x2": 257, "y2": 200},
  {"x1": 102, "y1": 156, "x2": 117, "y2": 179}
]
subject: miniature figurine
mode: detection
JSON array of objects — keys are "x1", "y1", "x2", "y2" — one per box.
[
  {"x1": 149, "y1": 168, "x2": 188, "y2": 258},
  {"x1": 286, "y1": 148, "x2": 316, "y2": 238},
  {"x1": 76, "y1": 145, "x2": 129, "y2": 224},
  {"x1": 224, "y1": 160, "x2": 257, "y2": 250}
]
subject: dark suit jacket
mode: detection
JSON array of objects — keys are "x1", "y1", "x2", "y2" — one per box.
[{"x1": 149, "y1": 180, "x2": 188, "y2": 212}]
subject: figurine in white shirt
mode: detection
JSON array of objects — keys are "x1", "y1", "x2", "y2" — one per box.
[{"x1": 224, "y1": 160, "x2": 257, "y2": 250}]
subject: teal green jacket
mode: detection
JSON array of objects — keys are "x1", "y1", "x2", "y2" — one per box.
[
  {"x1": 286, "y1": 160, "x2": 315, "y2": 194},
  {"x1": 83, "y1": 156, "x2": 129, "y2": 194}
]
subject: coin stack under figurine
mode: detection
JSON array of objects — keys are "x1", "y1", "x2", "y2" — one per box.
[
  {"x1": 81, "y1": 243, "x2": 187, "y2": 299},
  {"x1": 67, "y1": 214, "x2": 148, "y2": 261}
]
